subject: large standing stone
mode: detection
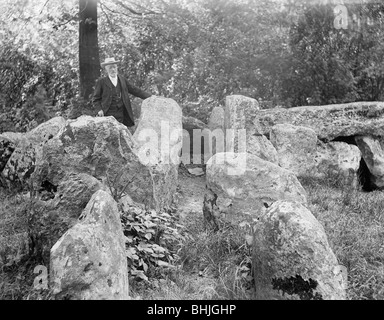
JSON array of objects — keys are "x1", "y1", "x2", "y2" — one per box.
[
  {"x1": 270, "y1": 124, "x2": 318, "y2": 175},
  {"x1": 133, "y1": 96, "x2": 182, "y2": 206},
  {"x1": 252, "y1": 200, "x2": 346, "y2": 300},
  {"x1": 203, "y1": 152, "x2": 307, "y2": 229},
  {"x1": 224, "y1": 95, "x2": 259, "y2": 133},
  {"x1": 224, "y1": 95, "x2": 259, "y2": 153},
  {"x1": 29, "y1": 173, "x2": 108, "y2": 262},
  {"x1": 313, "y1": 141, "x2": 361, "y2": 187},
  {"x1": 254, "y1": 102, "x2": 384, "y2": 141},
  {"x1": 355, "y1": 135, "x2": 384, "y2": 188},
  {"x1": 224, "y1": 95, "x2": 277, "y2": 163},
  {"x1": 2, "y1": 116, "x2": 66, "y2": 183},
  {"x1": 50, "y1": 190, "x2": 129, "y2": 300}
]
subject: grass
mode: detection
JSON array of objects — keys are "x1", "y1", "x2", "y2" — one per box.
[
  {"x1": 0, "y1": 189, "x2": 53, "y2": 299},
  {"x1": 0, "y1": 190, "x2": 29, "y2": 269},
  {"x1": 298, "y1": 176, "x2": 384, "y2": 300},
  {"x1": 130, "y1": 212, "x2": 254, "y2": 300},
  {"x1": 1, "y1": 173, "x2": 384, "y2": 300}
]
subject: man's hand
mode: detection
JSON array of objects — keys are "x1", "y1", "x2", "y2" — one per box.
[{"x1": 97, "y1": 110, "x2": 104, "y2": 117}]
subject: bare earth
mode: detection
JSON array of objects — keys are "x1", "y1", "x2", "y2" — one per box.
[{"x1": 176, "y1": 164, "x2": 206, "y2": 222}]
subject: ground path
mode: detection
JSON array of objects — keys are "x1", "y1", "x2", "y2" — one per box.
[
  {"x1": 176, "y1": 164, "x2": 207, "y2": 222},
  {"x1": 134, "y1": 164, "x2": 224, "y2": 299}
]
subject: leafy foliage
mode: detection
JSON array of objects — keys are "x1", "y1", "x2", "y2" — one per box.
[
  {"x1": 1, "y1": 0, "x2": 384, "y2": 127},
  {"x1": 0, "y1": 0, "x2": 79, "y2": 132},
  {"x1": 104, "y1": 164, "x2": 184, "y2": 283},
  {"x1": 281, "y1": 2, "x2": 384, "y2": 107},
  {"x1": 121, "y1": 205, "x2": 184, "y2": 282}
]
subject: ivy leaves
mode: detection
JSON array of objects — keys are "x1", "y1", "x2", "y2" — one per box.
[{"x1": 121, "y1": 206, "x2": 183, "y2": 282}]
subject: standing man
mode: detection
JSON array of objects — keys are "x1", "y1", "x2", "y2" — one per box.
[{"x1": 92, "y1": 57, "x2": 152, "y2": 130}]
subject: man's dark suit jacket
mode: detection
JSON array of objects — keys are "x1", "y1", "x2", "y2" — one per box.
[{"x1": 92, "y1": 75, "x2": 152, "y2": 127}]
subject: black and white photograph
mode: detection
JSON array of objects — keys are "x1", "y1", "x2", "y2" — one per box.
[{"x1": 1, "y1": 0, "x2": 384, "y2": 307}]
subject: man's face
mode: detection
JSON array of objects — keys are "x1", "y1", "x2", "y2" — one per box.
[{"x1": 105, "y1": 64, "x2": 118, "y2": 78}]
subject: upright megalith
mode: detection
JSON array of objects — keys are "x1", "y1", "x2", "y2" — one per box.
[
  {"x1": 224, "y1": 95, "x2": 278, "y2": 163},
  {"x1": 224, "y1": 95, "x2": 259, "y2": 133},
  {"x1": 29, "y1": 173, "x2": 109, "y2": 261},
  {"x1": 133, "y1": 96, "x2": 182, "y2": 209},
  {"x1": 355, "y1": 135, "x2": 384, "y2": 189},
  {"x1": 224, "y1": 95, "x2": 259, "y2": 153},
  {"x1": 134, "y1": 96, "x2": 182, "y2": 165},
  {"x1": 203, "y1": 152, "x2": 307, "y2": 230},
  {"x1": 50, "y1": 190, "x2": 129, "y2": 300},
  {"x1": 252, "y1": 200, "x2": 347, "y2": 300}
]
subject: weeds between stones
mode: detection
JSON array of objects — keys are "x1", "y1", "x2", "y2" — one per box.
[{"x1": 2, "y1": 168, "x2": 384, "y2": 299}]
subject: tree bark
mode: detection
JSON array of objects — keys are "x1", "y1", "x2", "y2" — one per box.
[{"x1": 79, "y1": 0, "x2": 100, "y2": 101}]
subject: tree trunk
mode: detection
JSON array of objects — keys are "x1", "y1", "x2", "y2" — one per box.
[{"x1": 79, "y1": 0, "x2": 100, "y2": 101}]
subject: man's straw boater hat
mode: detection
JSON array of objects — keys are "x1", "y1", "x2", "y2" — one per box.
[{"x1": 101, "y1": 57, "x2": 120, "y2": 67}]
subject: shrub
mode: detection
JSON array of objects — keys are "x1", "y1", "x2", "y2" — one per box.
[
  {"x1": 120, "y1": 205, "x2": 185, "y2": 282},
  {"x1": 181, "y1": 95, "x2": 221, "y2": 124},
  {"x1": 0, "y1": 46, "x2": 38, "y2": 110},
  {"x1": 0, "y1": 42, "x2": 78, "y2": 133}
]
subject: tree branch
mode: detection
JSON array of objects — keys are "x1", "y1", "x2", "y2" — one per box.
[
  {"x1": 113, "y1": 0, "x2": 160, "y2": 16},
  {"x1": 99, "y1": 1, "x2": 143, "y2": 20},
  {"x1": 53, "y1": 0, "x2": 92, "y2": 29},
  {"x1": 99, "y1": 2, "x2": 114, "y2": 27},
  {"x1": 39, "y1": 0, "x2": 51, "y2": 15},
  {"x1": 125, "y1": 0, "x2": 161, "y2": 15},
  {"x1": 53, "y1": 14, "x2": 79, "y2": 29}
]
